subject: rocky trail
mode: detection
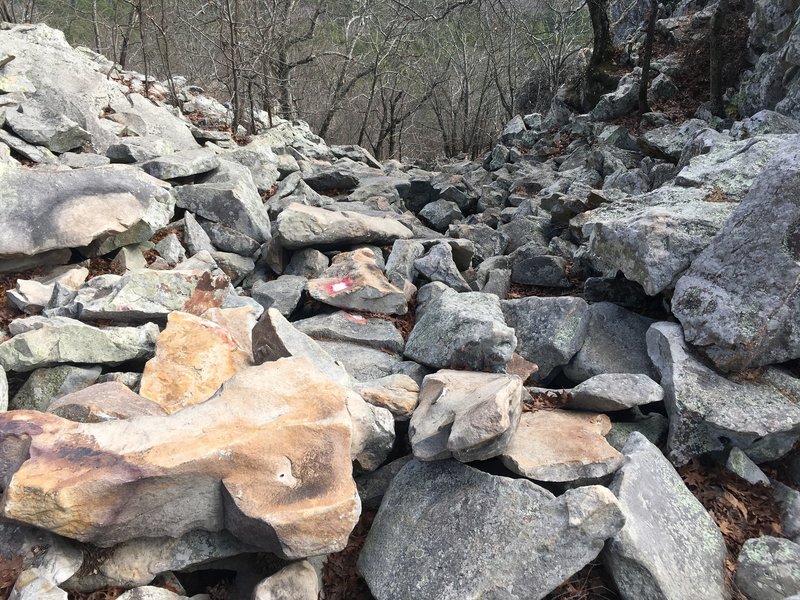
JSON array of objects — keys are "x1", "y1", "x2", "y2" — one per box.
[{"x1": 0, "y1": 2, "x2": 799, "y2": 599}]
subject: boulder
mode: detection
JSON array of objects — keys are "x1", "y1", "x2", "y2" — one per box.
[
  {"x1": 8, "y1": 265, "x2": 88, "y2": 314},
  {"x1": 501, "y1": 410, "x2": 624, "y2": 484},
  {"x1": 252, "y1": 561, "x2": 319, "y2": 600},
  {"x1": 294, "y1": 311, "x2": 404, "y2": 354},
  {"x1": 251, "y1": 275, "x2": 306, "y2": 317},
  {"x1": 405, "y1": 288, "x2": 516, "y2": 372},
  {"x1": 139, "y1": 311, "x2": 252, "y2": 414},
  {"x1": 5, "y1": 105, "x2": 91, "y2": 153},
  {"x1": 0, "y1": 357, "x2": 360, "y2": 558},
  {"x1": 0, "y1": 317, "x2": 158, "y2": 373},
  {"x1": 0, "y1": 522, "x2": 83, "y2": 585},
  {"x1": 308, "y1": 248, "x2": 407, "y2": 315},
  {"x1": 0, "y1": 165, "x2": 174, "y2": 266},
  {"x1": 502, "y1": 296, "x2": 588, "y2": 381},
  {"x1": 276, "y1": 203, "x2": 412, "y2": 250},
  {"x1": 604, "y1": 433, "x2": 727, "y2": 600},
  {"x1": 736, "y1": 536, "x2": 800, "y2": 600},
  {"x1": 10, "y1": 365, "x2": 102, "y2": 411},
  {"x1": 413, "y1": 242, "x2": 471, "y2": 292},
  {"x1": 358, "y1": 459, "x2": 625, "y2": 600},
  {"x1": 47, "y1": 382, "x2": 167, "y2": 422},
  {"x1": 8, "y1": 569, "x2": 67, "y2": 600},
  {"x1": 140, "y1": 148, "x2": 220, "y2": 181},
  {"x1": 409, "y1": 370, "x2": 523, "y2": 462},
  {"x1": 567, "y1": 373, "x2": 664, "y2": 412},
  {"x1": 354, "y1": 375, "x2": 419, "y2": 420},
  {"x1": 672, "y1": 143, "x2": 800, "y2": 371},
  {"x1": 316, "y1": 340, "x2": 402, "y2": 382},
  {"x1": 647, "y1": 322, "x2": 800, "y2": 465}
]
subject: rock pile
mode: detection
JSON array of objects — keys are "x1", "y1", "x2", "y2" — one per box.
[{"x1": 1, "y1": 9, "x2": 799, "y2": 599}]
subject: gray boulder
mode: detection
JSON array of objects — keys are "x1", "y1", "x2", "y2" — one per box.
[
  {"x1": 672, "y1": 142, "x2": 800, "y2": 372},
  {"x1": 736, "y1": 536, "x2": 800, "y2": 600},
  {"x1": 139, "y1": 148, "x2": 220, "y2": 180},
  {"x1": 405, "y1": 288, "x2": 517, "y2": 372},
  {"x1": 418, "y1": 199, "x2": 462, "y2": 232},
  {"x1": 358, "y1": 459, "x2": 625, "y2": 600},
  {"x1": 5, "y1": 106, "x2": 91, "y2": 153},
  {"x1": 413, "y1": 242, "x2": 471, "y2": 292},
  {"x1": 294, "y1": 311, "x2": 404, "y2": 353},
  {"x1": 502, "y1": 296, "x2": 588, "y2": 381},
  {"x1": 252, "y1": 561, "x2": 319, "y2": 600},
  {"x1": 567, "y1": 373, "x2": 664, "y2": 412},
  {"x1": 251, "y1": 275, "x2": 306, "y2": 317},
  {"x1": 10, "y1": 365, "x2": 102, "y2": 411},
  {"x1": 647, "y1": 322, "x2": 800, "y2": 465},
  {"x1": 604, "y1": 433, "x2": 727, "y2": 600}
]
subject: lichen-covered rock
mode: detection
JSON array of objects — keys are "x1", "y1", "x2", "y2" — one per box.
[
  {"x1": 735, "y1": 536, "x2": 800, "y2": 600},
  {"x1": 358, "y1": 459, "x2": 625, "y2": 600},
  {"x1": 566, "y1": 374, "x2": 664, "y2": 412},
  {"x1": 604, "y1": 433, "x2": 727, "y2": 600},
  {"x1": 672, "y1": 141, "x2": 800, "y2": 371}
]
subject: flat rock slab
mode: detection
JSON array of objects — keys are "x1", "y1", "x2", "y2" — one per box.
[
  {"x1": 410, "y1": 370, "x2": 523, "y2": 462},
  {"x1": 0, "y1": 317, "x2": 158, "y2": 372},
  {"x1": 47, "y1": 381, "x2": 167, "y2": 422},
  {"x1": 0, "y1": 357, "x2": 360, "y2": 558},
  {"x1": 405, "y1": 288, "x2": 516, "y2": 372},
  {"x1": 672, "y1": 139, "x2": 800, "y2": 372},
  {"x1": 647, "y1": 322, "x2": 800, "y2": 465},
  {"x1": 0, "y1": 165, "x2": 173, "y2": 261},
  {"x1": 566, "y1": 373, "x2": 664, "y2": 412},
  {"x1": 276, "y1": 203, "x2": 412, "y2": 249},
  {"x1": 501, "y1": 410, "x2": 624, "y2": 484},
  {"x1": 139, "y1": 311, "x2": 252, "y2": 414},
  {"x1": 604, "y1": 433, "x2": 727, "y2": 600},
  {"x1": 139, "y1": 148, "x2": 220, "y2": 180},
  {"x1": 294, "y1": 311, "x2": 404, "y2": 353},
  {"x1": 308, "y1": 248, "x2": 407, "y2": 315},
  {"x1": 358, "y1": 459, "x2": 625, "y2": 600}
]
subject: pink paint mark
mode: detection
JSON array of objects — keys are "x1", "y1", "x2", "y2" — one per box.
[
  {"x1": 343, "y1": 312, "x2": 367, "y2": 325},
  {"x1": 324, "y1": 276, "x2": 353, "y2": 296}
]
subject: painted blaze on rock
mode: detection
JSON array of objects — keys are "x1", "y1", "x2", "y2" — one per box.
[{"x1": 0, "y1": 357, "x2": 361, "y2": 558}]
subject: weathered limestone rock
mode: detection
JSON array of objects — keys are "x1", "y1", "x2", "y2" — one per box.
[
  {"x1": 276, "y1": 203, "x2": 412, "y2": 249},
  {"x1": 502, "y1": 296, "x2": 588, "y2": 381},
  {"x1": 735, "y1": 536, "x2": 800, "y2": 600},
  {"x1": 0, "y1": 317, "x2": 158, "y2": 372},
  {"x1": 0, "y1": 357, "x2": 361, "y2": 558},
  {"x1": 672, "y1": 143, "x2": 800, "y2": 371},
  {"x1": 358, "y1": 459, "x2": 625, "y2": 600},
  {"x1": 566, "y1": 374, "x2": 664, "y2": 412},
  {"x1": 410, "y1": 370, "x2": 523, "y2": 462},
  {"x1": 5, "y1": 106, "x2": 91, "y2": 153},
  {"x1": 405, "y1": 288, "x2": 516, "y2": 372},
  {"x1": 308, "y1": 248, "x2": 407, "y2": 315},
  {"x1": 139, "y1": 148, "x2": 220, "y2": 180},
  {"x1": 252, "y1": 561, "x2": 319, "y2": 600},
  {"x1": 47, "y1": 382, "x2": 167, "y2": 422},
  {"x1": 139, "y1": 311, "x2": 252, "y2": 413},
  {"x1": 501, "y1": 410, "x2": 624, "y2": 484},
  {"x1": 354, "y1": 375, "x2": 419, "y2": 420},
  {"x1": 647, "y1": 322, "x2": 800, "y2": 465},
  {"x1": 604, "y1": 433, "x2": 727, "y2": 600},
  {"x1": 0, "y1": 165, "x2": 174, "y2": 266}
]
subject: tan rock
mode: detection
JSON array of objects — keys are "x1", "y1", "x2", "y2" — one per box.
[
  {"x1": 354, "y1": 374, "x2": 419, "y2": 420},
  {"x1": 201, "y1": 306, "x2": 258, "y2": 360},
  {"x1": 139, "y1": 311, "x2": 252, "y2": 413},
  {"x1": 501, "y1": 410, "x2": 624, "y2": 483},
  {"x1": 308, "y1": 248, "x2": 407, "y2": 315},
  {"x1": 0, "y1": 357, "x2": 361, "y2": 558},
  {"x1": 409, "y1": 370, "x2": 523, "y2": 462},
  {"x1": 47, "y1": 382, "x2": 167, "y2": 422}
]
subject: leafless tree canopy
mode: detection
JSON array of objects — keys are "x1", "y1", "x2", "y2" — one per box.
[{"x1": 2, "y1": 0, "x2": 591, "y2": 159}]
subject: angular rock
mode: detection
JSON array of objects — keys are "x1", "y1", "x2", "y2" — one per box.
[
  {"x1": 202, "y1": 221, "x2": 260, "y2": 256},
  {"x1": 418, "y1": 199, "x2": 462, "y2": 232},
  {"x1": 47, "y1": 382, "x2": 167, "y2": 422},
  {"x1": 672, "y1": 144, "x2": 800, "y2": 371},
  {"x1": 294, "y1": 311, "x2": 404, "y2": 354},
  {"x1": 8, "y1": 569, "x2": 67, "y2": 600},
  {"x1": 384, "y1": 239, "x2": 425, "y2": 289},
  {"x1": 139, "y1": 148, "x2": 220, "y2": 180},
  {"x1": 567, "y1": 374, "x2": 664, "y2": 412},
  {"x1": 251, "y1": 275, "x2": 306, "y2": 317},
  {"x1": 354, "y1": 375, "x2": 419, "y2": 420},
  {"x1": 5, "y1": 106, "x2": 91, "y2": 153},
  {"x1": 726, "y1": 447, "x2": 770, "y2": 486},
  {"x1": 0, "y1": 129, "x2": 57, "y2": 163},
  {"x1": 308, "y1": 248, "x2": 407, "y2": 315},
  {"x1": 7, "y1": 265, "x2": 89, "y2": 314},
  {"x1": 0, "y1": 357, "x2": 360, "y2": 558},
  {"x1": 284, "y1": 248, "x2": 329, "y2": 278},
  {"x1": 410, "y1": 370, "x2": 523, "y2": 462},
  {"x1": 0, "y1": 367, "x2": 6, "y2": 412},
  {"x1": 154, "y1": 233, "x2": 186, "y2": 265},
  {"x1": 0, "y1": 317, "x2": 158, "y2": 373},
  {"x1": 405, "y1": 288, "x2": 516, "y2": 372},
  {"x1": 358, "y1": 459, "x2": 625, "y2": 600},
  {"x1": 276, "y1": 203, "x2": 412, "y2": 249},
  {"x1": 252, "y1": 561, "x2": 319, "y2": 600},
  {"x1": 502, "y1": 296, "x2": 588, "y2": 381},
  {"x1": 139, "y1": 311, "x2": 252, "y2": 414},
  {"x1": 501, "y1": 410, "x2": 624, "y2": 484},
  {"x1": 0, "y1": 522, "x2": 83, "y2": 585},
  {"x1": 604, "y1": 433, "x2": 727, "y2": 600},
  {"x1": 116, "y1": 587, "x2": 199, "y2": 600},
  {"x1": 10, "y1": 365, "x2": 102, "y2": 411},
  {"x1": 252, "y1": 308, "x2": 351, "y2": 387},
  {"x1": 511, "y1": 253, "x2": 570, "y2": 288},
  {"x1": 648, "y1": 322, "x2": 800, "y2": 465},
  {"x1": 735, "y1": 536, "x2": 800, "y2": 600},
  {"x1": 345, "y1": 391, "x2": 395, "y2": 472},
  {"x1": 413, "y1": 242, "x2": 470, "y2": 292},
  {"x1": 564, "y1": 302, "x2": 657, "y2": 384},
  {"x1": 182, "y1": 212, "x2": 215, "y2": 256},
  {"x1": 0, "y1": 165, "x2": 174, "y2": 263},
  {"x1": 316, "y1": 340, "x2": 402, "y2": 382}
]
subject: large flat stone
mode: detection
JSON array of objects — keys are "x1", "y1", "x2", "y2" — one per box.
[{"x1": 0, "y1": 357, "x2": 360, "y2": 558}]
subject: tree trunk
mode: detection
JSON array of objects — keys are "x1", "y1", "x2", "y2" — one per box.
[
  {"x1": 588, "y1": 0, "x2": 613, "y2": 68},
  {"x1": 709, "y1": 0, "x2": 728, "y2": 117},
  {"x1": 638, "y1": 0, "x2": 659, "y2": 115}
]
